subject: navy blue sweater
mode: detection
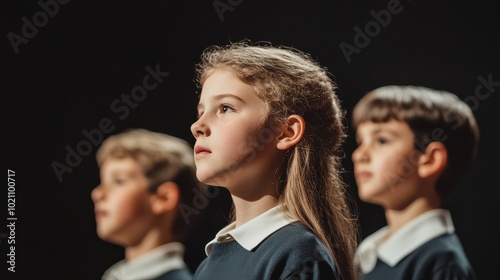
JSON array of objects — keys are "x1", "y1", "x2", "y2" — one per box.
[
  {"x1": 156, "y1": 268, "x2": 193, "y2": 280},
  {"x1": 359, "y1": 233, "x2": 476, "y2": 280},
  {"x1": 193, "y1": 222, "x2": 339, "y2": 280}
]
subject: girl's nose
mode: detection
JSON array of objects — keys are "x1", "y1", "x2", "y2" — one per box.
[{"x1": 191, "y1": 118, "x2": 210, "y2": 138}]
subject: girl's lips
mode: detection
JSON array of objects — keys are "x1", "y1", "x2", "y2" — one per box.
[{"x1": 194, "y1": 146, "x2": 211, "y2": 154}]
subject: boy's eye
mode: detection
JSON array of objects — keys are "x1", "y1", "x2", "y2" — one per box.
[
  {"x1": 377, "y1": 137, "x2": 389, "y2": 145},
  {"x1": 114, "y1": 178, "x2": 126, "y2": 185},
  {"x1": 354, "y1": 135, "x2": 362, "y2": 146}
]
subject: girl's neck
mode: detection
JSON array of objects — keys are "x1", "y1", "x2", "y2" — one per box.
[{"x1": 232, "y1": 194, "x2": 279, "y2": 227}]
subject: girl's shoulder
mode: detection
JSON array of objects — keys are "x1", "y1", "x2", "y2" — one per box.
[
  {"x1": 259, "y1": 222, "x2": 339, "y2": 279},
  {"x1": 268, "y1": 222, "x2": 318, "y2": 242},
  {"x1": 262, "y1": 222, "x2": 332, "y2": 260}
]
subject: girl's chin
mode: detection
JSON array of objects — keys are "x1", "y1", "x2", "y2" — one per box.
[{"x1": 196, "y1": 168, "x2": 235, "y2": 186}]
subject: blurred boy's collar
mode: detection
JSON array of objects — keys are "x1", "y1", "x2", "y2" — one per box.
[
  {"x1": 355, "y1": 209, "x2": 455, "y2": 273},
  {"x1": 204, "y1": 205, "x2": 298, "y2": 256},
  {"x1": 102, "y1": 242, "x2": 187, "y2": 280}
]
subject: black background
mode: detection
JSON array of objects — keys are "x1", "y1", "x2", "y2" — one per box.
[{"x1": 3, "y1": 0, "x2": 499, "y2": 279}]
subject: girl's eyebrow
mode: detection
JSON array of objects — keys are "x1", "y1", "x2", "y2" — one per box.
[
  {"x1": 213, "y1": 93, "x2": 246, "y2": 103},
  {"x1": 197, "y1": 93, "x2": 246, "y2": 111}
]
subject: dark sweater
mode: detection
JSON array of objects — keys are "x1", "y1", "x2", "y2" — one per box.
[
  {"x1": 156, "y1": 268, "x2": 193, "y2": 280},
  {"x1": 359, "y1": 233, "x2": 476, "y2": 280},
  {"x1": 193, "y1": 222, "x2": 339, "y2": 280}
]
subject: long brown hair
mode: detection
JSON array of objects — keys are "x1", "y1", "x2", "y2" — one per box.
[{"x1": 195, "y1": 41, "x2": 358, "y2": 280}]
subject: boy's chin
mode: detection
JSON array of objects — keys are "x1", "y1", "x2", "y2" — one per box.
[{"x1": 357, "y1": 190, "x2": 384, "y2": 204}]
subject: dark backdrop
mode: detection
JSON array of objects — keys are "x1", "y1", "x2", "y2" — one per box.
[{"x1": 3, "y1": 0, "x2": 498, "y2": 279}]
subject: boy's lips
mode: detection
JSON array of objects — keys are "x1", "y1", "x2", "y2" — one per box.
[
  {"x1": 355, "y1": 171, "x2": 372, "y2": 182},
  {"x1": 94, "y1": 209, "x2": 107, "y2": 218}
]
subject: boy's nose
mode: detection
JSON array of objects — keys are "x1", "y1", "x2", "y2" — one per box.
[
  {"x1": 91, "y1": 185, "x2": 104, "y2": 202},
  {"x1": 352, "y1": 146, "x2": 369, "y2": 163}
]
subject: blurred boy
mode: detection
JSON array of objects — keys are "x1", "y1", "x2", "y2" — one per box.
[
  {"x1": 91, "y1": 128, "x2": 206, "y2": 280},
  {"x1": 351, "y1": 85, "x2": 478, "y2": 279}
]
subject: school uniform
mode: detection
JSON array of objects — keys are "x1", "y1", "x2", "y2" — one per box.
[
  {"x1": 193, "y1": 205, "x2": 339, "y2": 280},
  {"x1": 101, "y1": 242, "x2": 192, "y2": 280},
  {"x1": 355, "y1": 209, "x2": 476, "y2": 280}
]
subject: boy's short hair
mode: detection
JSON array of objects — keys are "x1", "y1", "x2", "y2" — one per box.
[
  {"x1": 352, "y1": 85, "x2": 480, "y2": 199},
  {"x1": 96, "y1": 128, "x2": 206, "y2": 241}
]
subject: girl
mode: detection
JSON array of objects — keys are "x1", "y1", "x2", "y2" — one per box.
[{"x1": 190, "y1": 41, "x2": 358, "y2": 280}]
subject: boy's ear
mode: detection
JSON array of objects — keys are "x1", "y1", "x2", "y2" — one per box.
[
  {"x1": 276, "y1": 114, "x2": 306, "y2": 150},
  {"x1": 151, "y1": 181, "x2": 180, "y2": 214},
  {"x1": 418, "y1": 141, "x2": 448, "y2": 179}
]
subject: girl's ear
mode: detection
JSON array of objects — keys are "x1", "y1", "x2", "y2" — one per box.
[
  {"x1": 418, "y1": 141, "x2": 448, "y2": 179},
  {"x1": 151, "y1": 181, "x2": 180, "y2": 214},
  {"x1": 276, "y1": 114, "x2": 305, "y2": 150}
]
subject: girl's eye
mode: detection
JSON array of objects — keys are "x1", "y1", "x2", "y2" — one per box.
[{"x1": 220, "y1": 105, "x2": 233, "y2": 113}]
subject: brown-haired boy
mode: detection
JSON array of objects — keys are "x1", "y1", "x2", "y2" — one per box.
[
  {"x1": 351, "y1": 85, "x2": 479, "y2": 279},
  {"x1": 91, "y1": 128, "x2": 206, "y2": 280}
]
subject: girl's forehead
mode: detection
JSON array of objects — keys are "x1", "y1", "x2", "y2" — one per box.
[{"x1": 200, "y1": 71, "x2": 256, "y2": 99}]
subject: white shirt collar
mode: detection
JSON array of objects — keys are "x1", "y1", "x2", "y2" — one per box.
[
  {"x1": 204, "y1": 205, "x2": 297, "y2": 256},
  {"x1": 102, "y1": 242, "x2": 187, "y2": 280},
  {"x1": 355, "y1": 209, "x2": 455, "y2": 274}
]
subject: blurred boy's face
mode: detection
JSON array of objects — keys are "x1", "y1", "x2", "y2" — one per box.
[
  {"x1": 352, "y1": 120, "x2": 423, "y2": 209},
  {"x1": 190, "y1": 69, "x2": 284, "y2": 196},
  {"x1": 91, "y1": 157, "x2": 155, "y2": 246}
]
